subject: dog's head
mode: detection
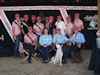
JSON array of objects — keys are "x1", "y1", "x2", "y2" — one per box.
[{"x1": 56, "y1": 44, "x2": 62, "y2": 50}]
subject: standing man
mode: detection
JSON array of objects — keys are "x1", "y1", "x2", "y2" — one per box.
[
  {"x1": 12, "y1": 13, "x2": 22, "y2": 58},
  {"x1": 74, "y1": 13, "x2": 84, "y2": 31},
  {"x1": 55, "y1": 15, "x2": 66, "y2": 35}
]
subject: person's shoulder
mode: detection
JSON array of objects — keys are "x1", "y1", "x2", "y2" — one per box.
[
  {"x1": 48, "y1": 34, "x2": 52, "y2": 37},
  {"x1": 24, "y1": 34, "x2": 27, "y2": 38},
  {"x1": 78, "y1": 19, "x2": 83, "y2": 22},
  {"x1": 69, "y1": 22, "x2": 73, "y2": 25},
  {"x1": 41, "y1": 23, "x2": 44, "y2": 25},
  {"x1": 60, "y1": 20, "x2": 64, "y2": 23},
  {"x1": 33, "y1": 33, "x2": 36, "y2": 36},
  {"x1": 55, "y1": 21, "x2": 58, "y2": 25},
  {"x1": 33, "y1": 24, "x2": 36, "y2": 27},
  {"x1": 40, "y1": 34, "x2": 44, "y2": 37},
  {"x1": 78, "y1": 32, "x2": 84, "y2": 36},
  {"x1": 12, "y1": 20, "x2": 16, "y2": 25},
  {"x1": 53, "y1": 34, "x2": 58, "y2": 36}
]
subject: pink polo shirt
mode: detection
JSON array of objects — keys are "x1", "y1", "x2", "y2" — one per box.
[
  {"x1": 33, "y1": 23, "x2": 44, "y2": 35},
  {"x1": 12, "y1": 20, "x2": 21, "y2": 36},
  {"x1": 24, "y1": 33, "x2": 37, "y2": 44},
  {"x1": 74, "y1": 19, "x2": 84, "y2": 31},
  {"x1": 66, "y1": 22, "x2": 73, "y2": 35}
]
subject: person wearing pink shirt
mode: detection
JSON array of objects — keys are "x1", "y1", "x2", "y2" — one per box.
[
  {"x1": 33, "y1": 16, "x2": 44, "y2": 40},
  {"x1": 66, "y1": 16, "x2": 73, "y2": 37},
  {"x1": 24, "y1": 26, "x2": 37, "y2": 63},
  {"x1": 74, "y1": 13, "x2": 84, "y2": 31},
  {"x1": 12, "y1": 13, "x2": 22, "y2": 58}
]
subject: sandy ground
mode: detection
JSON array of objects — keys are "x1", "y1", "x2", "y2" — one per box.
[{"x1": 0, "y1": 50, "x2": 94, "y2": 75}]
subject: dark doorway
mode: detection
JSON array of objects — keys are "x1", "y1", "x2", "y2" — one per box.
[{"x1": 0, "y1": 20, "x2": 13, "y2": 57}]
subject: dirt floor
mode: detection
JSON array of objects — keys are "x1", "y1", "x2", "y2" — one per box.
[{"x1": 0, "y1": 50, "x2": 94, "y2": 75}]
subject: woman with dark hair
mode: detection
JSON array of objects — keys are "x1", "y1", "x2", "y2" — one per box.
[
  {"x1": 24, "y1": 26, "x2": 37, "y2": 63},
  {"x1": 39, "y1": 28, "x2": 52, "y2": 63},
  {"x1": 12, "y1": 13, "x2": 22, "y2": 58},
  {"x1": 33, "y1": 16, "x2": 44, "y2": 40}
]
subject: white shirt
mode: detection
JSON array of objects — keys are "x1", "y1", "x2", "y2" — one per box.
[
  {"x1": 12, "y1": 20, "x2": 21, "y2": 36},
  {"x1": 55, "y1": 21, "x2": 66, "y2": 35},
  {"x1": 24, "y1": 33, "x2": 37, "y2": 44},
  {"x1": 33, "y1": 23, "x2": 44, "y2": 35}
]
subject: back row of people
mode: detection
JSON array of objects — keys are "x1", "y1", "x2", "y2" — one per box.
[{"x1": 12, "y1": 13, "x2": 85, "y2": 64}]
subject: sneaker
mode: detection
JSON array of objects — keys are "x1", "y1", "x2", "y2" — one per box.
[{"x1": 42, "y1": 60, "x2": 48, "y2": 63}]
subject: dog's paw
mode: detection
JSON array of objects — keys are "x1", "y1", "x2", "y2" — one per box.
[{"x1": 60, "y1": 64, "x2": 62, "y2": 66}]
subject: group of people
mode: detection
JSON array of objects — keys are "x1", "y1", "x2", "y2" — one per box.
[{"x1": 12, "y1": 12, "x2": 85, "y2": 64}]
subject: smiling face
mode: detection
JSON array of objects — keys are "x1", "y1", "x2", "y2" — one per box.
[
  {"x1": 37, "y1": 16, "x2": 42, "y2": 23},
  {"x1": 49, "y1": 16, "x2": 54, "y2": 23},
  {"x1": 66, "y1": 16, "x2": 71, "y2": 23},
  {"x1": 15, "y1": 13, "x2": 20, "y2": 21},
  {"x1": 31, "y1": 15, "x2": 36, "y2": 22},
  {"x1": 43, "y1": 28, "x2": 48, "y2": 34},
  {"x1": 73, "y1": 25, "x2": 79, "y2": 33},
  {"x1": 28, "y1": 26, "x2": 33, "y2": 33},
  {"x1": 57, "y1": 15, "x2": 62, "y2": 22},
  {"x1": 24, "y1": 14, "x2": 29, "y2": 22},
  {"x1": 45, "y1": 16, "x2": 49, "y2": 23},
  {"x1": 74, "y1": 13, "x2": 80, "y2": 20}
]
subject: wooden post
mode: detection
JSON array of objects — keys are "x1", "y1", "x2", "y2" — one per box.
[{"x1": 98, "y1": 0, "x2": 100, "y2": 29}]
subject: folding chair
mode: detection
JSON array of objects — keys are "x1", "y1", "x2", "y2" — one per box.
[
  {"x1": 21, "y1": 43, "x2": 38, "y2": 63},
  {"x1": 48, "y1": 44, "x2": 56, "y2": 59}
]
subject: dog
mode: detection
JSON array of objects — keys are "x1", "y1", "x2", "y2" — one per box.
[{"x1": 50, "y1": 44, "x2": 63, "y2": 66}]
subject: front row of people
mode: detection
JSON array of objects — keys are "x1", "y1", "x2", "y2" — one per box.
[{"x1": 23, "y1": 25, "x2": 85, "y2": 64}]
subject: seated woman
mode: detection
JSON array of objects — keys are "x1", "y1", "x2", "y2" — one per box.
[
  {"x1": 39, "y1": 28, "x2": 52, "y2": 63},
  {"x1": 70, "y1": 25, "x2": 86, "y2": 63},
  {"x1": 53, "y1": 28, "x2": 70, "y2": 64},
  {"x1": 24, "y1": 26, "x2": 37, "y2": 64}
]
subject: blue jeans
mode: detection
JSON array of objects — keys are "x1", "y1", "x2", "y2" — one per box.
[
  {"x1": 62, "y1": 45, "x2": 71, "y2": 61},
  {"x1": 14, "y1": 35, "x2": 21, "y2": 57},
  {"x1": 40, "y1": 46, "x2": 51, "y2": 61},
  {"x1": 36, "y1": 34, "x2": 40, "y2": 42}
]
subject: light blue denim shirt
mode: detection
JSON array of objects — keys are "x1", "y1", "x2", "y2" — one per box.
[
  {"x1": 53, "y1": 33, "x2": 69, "y2": 44},
  {"x1": 70, "y1": 32, "x2": 85, "y2": 44},
  {"x1": 39, "y1": 34, "x2": 52, "y2": 46}
]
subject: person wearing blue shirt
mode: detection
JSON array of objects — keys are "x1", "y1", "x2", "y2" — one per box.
[
  {"x1": 53, "y1": 28, "x2": 71, "y2": 64},
  {"x1": 39, "y1": 28, "x2": 52, "y2": 63},
  {"x1": 70, "y1": 25, "x2": 86, "y2": 63}
]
